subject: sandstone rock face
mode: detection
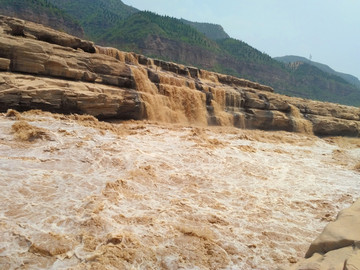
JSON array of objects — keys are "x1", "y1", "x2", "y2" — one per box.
[
  {"x1": 0, "y1": 73, "x2": 144, "y2": 120},
  {"x1": 0, "y1": 15, "x2": 359, "y2": 136},
  {"x1": 0, "y1": 16, "x2": 92, "y2": 52},
  {"x1": 0, "y1": 6, "x2": 84, "y2": 38},
  {"x1": 291, "y1": 199, "x2": 360, "y2": 270}
]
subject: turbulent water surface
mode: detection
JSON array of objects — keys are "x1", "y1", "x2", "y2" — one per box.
[{"x1": 0, "y1": 111, "x2": 359, "y2": 269}]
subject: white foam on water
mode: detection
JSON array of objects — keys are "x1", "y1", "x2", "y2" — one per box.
[{"x1": 0, "y1": 113, "x2": 359, "y2": 269}]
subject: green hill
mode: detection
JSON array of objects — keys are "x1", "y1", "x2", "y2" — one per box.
[
  {"x1": 47, "y1": 0, "x2": 139, "y2": 40},
  {"x1": 277, "y1": 62, "x2": 360, "y2": 104},
  {"x1": 180, "y1": 19, "x2": 230, "y2": 40},
  {"x1": 99, "y1": 11, "x2": 218, "y2": 52},
  {"x1": 275, "y1": 55, "x2": 360, "y2": 88},
  {"x1": 2, "y1": 0, "x2": 360, "y2": 106}
]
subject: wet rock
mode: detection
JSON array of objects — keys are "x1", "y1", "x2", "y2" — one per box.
[
  {"x1": 188, "y1": 66, "x2": 200, "y2": 78},
  {"x1": 0, "y1": 15, "x2": 360, "y2": 136},
  {"x1": 147, "y1": 69, "x2": 160, "y2": 84},
  {"x1": 244, "y1": 91, "x2": 270, "y2": 109},
  {"x1": 244, "y1": 109, "x2": 293, "y2": 132},
  {"x1": 308, "y1": 115, "x2": 360, "y2": 137}
]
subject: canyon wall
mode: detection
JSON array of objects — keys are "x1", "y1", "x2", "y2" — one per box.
[{"x1": 0, "y1": 15, "x2": 359, "y2": 136}]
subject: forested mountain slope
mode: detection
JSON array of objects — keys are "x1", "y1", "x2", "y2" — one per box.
[
  {"x1": 275, "y1": 55, "x2": 360, "y2": 88},
  {"x1": 1, "y1": 0, "x2": 359, "y2": 106}
]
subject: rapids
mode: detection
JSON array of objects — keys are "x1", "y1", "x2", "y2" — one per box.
[{"x1": 0, "y1": 110, "x2": 359, "y2": 269}]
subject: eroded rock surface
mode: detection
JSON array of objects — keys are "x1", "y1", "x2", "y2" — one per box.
[
  {"x1": 290, "y1": 199, "x2": 360, "y2": 270},
  {"x1": 0, "y1": 15, "x2": 359, "y2": 136}
]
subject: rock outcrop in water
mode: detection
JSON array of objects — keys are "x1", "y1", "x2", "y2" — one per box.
[
  {"x1": 291, "y1": 198, "x2": 360, "y2": 269},
  {"x1": 0, "y1": 15, "x2": 359, "y2": 136}
]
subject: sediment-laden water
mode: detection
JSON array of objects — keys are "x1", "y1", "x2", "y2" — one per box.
[{"x1": 0, "y1": 111, "x2": 359, "y2": 269}]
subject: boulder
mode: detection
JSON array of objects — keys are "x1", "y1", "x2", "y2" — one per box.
[
  {"x1": 291, "y1": 199, "x2": 360, "y2": 270},
  {"x1": 306, "y1": 199, "x2": 360, "y2": 258},
  {"x1": 308, "y1": 115, "x2": 359, "y2": 137},
  {"x1": 244, "y1": 91, "x2": 270, "y2": 109},
  {"x1": 244, "y1": 109, "x2": 293, "y2": 131}
]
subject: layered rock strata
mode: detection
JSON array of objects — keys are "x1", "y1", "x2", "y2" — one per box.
[
  {"x1": 0, "y1": 6, "x2": 84, "y2": 38},
  {"x1": 0, "y1": 15, "x2": 359, "y2": 136}
]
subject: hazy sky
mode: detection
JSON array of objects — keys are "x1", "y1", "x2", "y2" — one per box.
[{"x1": 123, "y1": 0, "x2": 360, "y2": 79}]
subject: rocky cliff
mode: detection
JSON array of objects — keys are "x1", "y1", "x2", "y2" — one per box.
[
  {"x1": 0, "y1": 15, "x2": 359, "y2": 137},
  {"x1": 0, "y1": 0, "x2": 84, "y2": 37}
]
